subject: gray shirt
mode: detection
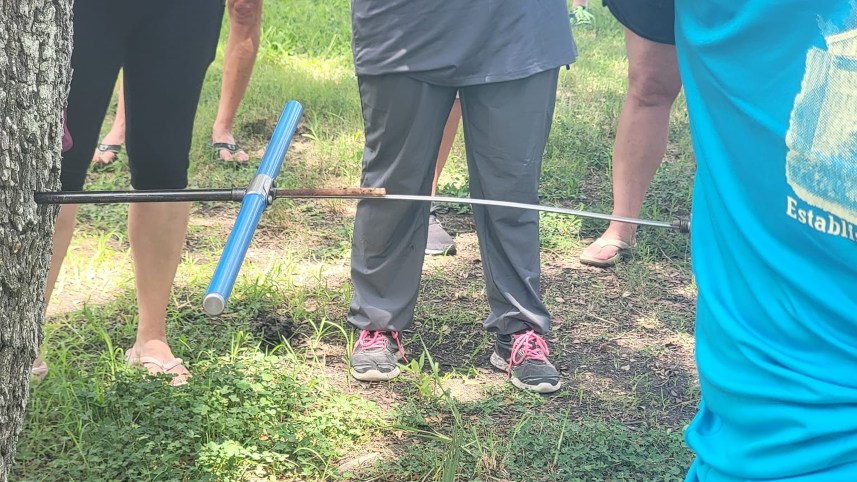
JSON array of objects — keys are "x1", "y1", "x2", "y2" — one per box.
[{"x1": 351, "y1": 0, "x2": 578, "y2": 86}]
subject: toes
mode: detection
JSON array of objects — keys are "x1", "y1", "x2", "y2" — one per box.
[
  {"x1": 99, "y1": 152, "x2": 116, "y2": 165},
  {"x1": 168, "y1": 368, "x2": 192, "y2": 386},
  {"x1": 234, "y1": 150, "x2": 250, "y2": 163},
  {"x1": 93, "y1": 150, "x2": 108, "y2": 164},
  {"x1": 218, "y1": 148, "x2": 234, "y2": 162},
  {"x1": 92, "y1": 147, "x2": 119, "y2": 165},
  {"x1": 138, "y1": 359, "x2": 191, "y2": 385},
  {"x1": 217, "y1": 148, "x2": 249, "y2": 164}
]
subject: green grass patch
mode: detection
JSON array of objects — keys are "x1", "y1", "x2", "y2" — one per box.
[{"x1": 18, "y1": 348, "x2": 381, "y2": 482}]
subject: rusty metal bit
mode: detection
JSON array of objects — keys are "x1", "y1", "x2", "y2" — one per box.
[{"x1": 272, "y1": 187, "x2": 386, "y2": 198}]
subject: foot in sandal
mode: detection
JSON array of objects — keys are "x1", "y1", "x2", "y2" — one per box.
[
  {"x1": 125, "y1": 339, "x2": 191, "y2": 386},
  {"x1": 212, "y1": 130, "x2": 250, "y2": 164},
  {"x1": 92, "y1": 129, "x2": 125, "y2": 165},
  {"x1": 580, "y1": 236, "x2": 635, "y2": 267}
]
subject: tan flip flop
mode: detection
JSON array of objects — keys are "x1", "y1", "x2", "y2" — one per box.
[
  {"x1": 579, "y1": 237, "x2": 634, "y2": 267},
  {"x1": 125, "y1": 348, "x2": 190, "y2": 386}
]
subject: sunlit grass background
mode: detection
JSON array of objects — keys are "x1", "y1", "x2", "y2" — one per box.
[{"x1": 13, "y1": 2, "x2": 698, "y2": 481}]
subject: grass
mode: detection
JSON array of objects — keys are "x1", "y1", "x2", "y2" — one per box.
[{"x1": 13, "y1": 2, "x2": 699, "y2": 481}]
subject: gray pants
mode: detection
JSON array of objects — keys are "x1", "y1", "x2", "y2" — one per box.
[{"x1": 348, "y1": 69, "x2": 559, "y2": 336}]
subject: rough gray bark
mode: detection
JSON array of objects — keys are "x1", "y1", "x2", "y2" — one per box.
[{"x1": 0, "y1": 0, "x2": 72, "y2": 480}]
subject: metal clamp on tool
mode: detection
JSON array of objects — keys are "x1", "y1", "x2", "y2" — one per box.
[
  {"x1": 203, "y1": 100, "x2": 303, "y2": 315},
  {"x1": 246, "y1": 174, "x2": 274, "y2": 207}
]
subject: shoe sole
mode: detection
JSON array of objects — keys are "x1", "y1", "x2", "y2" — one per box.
[
  {"x1": 351, "y1": 366, "x2": 401, "y2": 382},
  {"x1": 579, "y1": 241, "x2": 634, "y2": 268},
  {"x1": 425, "y1": 246, "x2": 457, "y2": 256},
  {"x1": 579, "y1": 255, "x2": 621, "y2": 267},
  {"x1": 490, "y1": 352, "x2": 561, "y2": 394},
  {"x1": 124, "y1": 348, "x2": 191, "y2": 386}
]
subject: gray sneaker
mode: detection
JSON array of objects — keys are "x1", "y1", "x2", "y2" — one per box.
[
  {"x1": 426, "y1": 211, "x2": 456, "y2": 256},
  {"x1": 490, "y1": 330, "x2": 561, "y2": 393},
  {"x1": 350, "y1": 330, "x2": 404, "y2": 381}
]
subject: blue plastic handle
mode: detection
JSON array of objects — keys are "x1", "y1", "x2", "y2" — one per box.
[{"x1": 203, "y1": 101, "x2": 303, "y2": 315}]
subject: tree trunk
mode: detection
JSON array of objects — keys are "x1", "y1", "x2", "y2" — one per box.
[{"x1": 0, "y1": 0, "x2": 72, "y2": 480}]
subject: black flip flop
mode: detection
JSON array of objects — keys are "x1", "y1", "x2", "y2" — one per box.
[
  {"x1": 92, "y1": 144, "x2": 122, "y2": 171},
  {"x1": 94, "y1": 143, "x2": 122, "y2": 164},
  {"x1": 212, "y1": 142, "x2": 249, "y2": 164}
]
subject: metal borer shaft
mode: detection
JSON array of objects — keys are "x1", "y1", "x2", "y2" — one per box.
[{"x1": 33, "y1": 187, "x2": 689, "y2": 233}]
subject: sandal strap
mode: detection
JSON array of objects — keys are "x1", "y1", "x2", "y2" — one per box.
[
  {"x1": 160, "y1": 358, "x2": 185, "y2": 372},
  {"x1": 135, "y1": 356, "x2": 184, "y2": 371},
  {"x1": 97, "y1": 144, "x2": 122, "y2": 153},
  {"x1": 126, "y1": 348, "x2": 186, "y2": 371},
  {"x1": 212, "y1": 142, "x2": 243, "y2": 153},
  {"x1": 592, "y1": 237, "x2": 633, "y2": 250}
]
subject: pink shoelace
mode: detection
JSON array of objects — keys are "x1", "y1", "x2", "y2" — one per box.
[
  {"x1": 508, "y1": 330, "x2": 550, "y2": 376},
  {"x1": 354, "y1": 330, "x2": 406, "y2": 361}
]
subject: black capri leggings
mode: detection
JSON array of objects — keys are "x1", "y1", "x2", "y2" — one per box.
[{"x1": 62, "y1": 0, "x2": 224, "y2": 191}]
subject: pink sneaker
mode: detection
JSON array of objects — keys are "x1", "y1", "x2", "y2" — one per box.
[
  {"x1": 490, "y1": 330, "x2": 561, "y2": 393},
  {"x1": 350, "y1": 330, "x2": 405, "y2": 382}
]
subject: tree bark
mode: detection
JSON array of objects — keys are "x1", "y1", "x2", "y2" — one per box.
[{"x1": 0, "y1": 1, "x2": 72, "y2": 480}]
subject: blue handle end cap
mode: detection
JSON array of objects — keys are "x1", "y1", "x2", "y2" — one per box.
[{"x1": 203, "y1": 293, "x2": 226, "y2": 316}]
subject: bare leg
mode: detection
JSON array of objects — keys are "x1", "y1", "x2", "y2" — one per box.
[
  {"x1": 44, "y1": 205, "x2": 80, "y2": 303},
  {"x1": 37, "y1": 203, "x2": 192, "y2": 383},
  {"x1": 432, "y1": 99, "x2": 462, "y2": 195},
  {"x1": 212, "y1": 0, "x2": 263, "y2": 163},
  {"x1": 32, "y1": 205, "x2": 80, "y2": 378},
  {"x1": 93, "y1": 81, "x2": 126, "y2": 165},
  {"x1": 581, "y1": 28, "x2": 682, "y2": 265},
  {"x1": 126, "y1": 202, "x2": 192, "y2": 383}
]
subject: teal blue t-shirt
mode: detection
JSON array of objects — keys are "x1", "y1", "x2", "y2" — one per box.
[{"x1": 675, "y1": 1, "x2": 857, "y2": 481}]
